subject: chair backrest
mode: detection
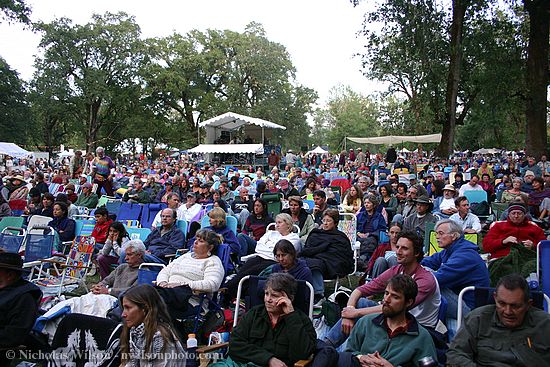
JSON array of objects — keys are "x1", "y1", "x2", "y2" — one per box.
[
  {"x1": 464, "y1": 190, "x2": 488, "y2": 205},
  {"x1": 233, "y1": 275, "x2": 314, "y2": 327},
  {"x1": 140, "y1": 203, "x2": 167, "y2": 229},
  {"x1": 379, "y1": 231, "x2": 390, "y2": 244},
  {"x1": 96, "y1": 195, "x2": 110, "y2": 208},
  {"x1": 338, "y1": 212, "x2": 357, "y2": 244},
  {"x1": 537, "y1": 240, "x2": 550, "y2": 311},
  {"x1": 117, "y1": 202, "x2": 143, "y2": 221},
  {"x1": 261, "y1": 192, "x2": 282, "y2": 217},
  {"x1": 105, "y1": 200, "x2": 122, "y2": 217},
  {"x1": 75, "y1": 219, "x2": 96, "y2": 237},
  {"x1": 126, "y1": 227, "x2": 152, "y2": 241},
  {"x1": 24, "y1": 227, "x2": 55, "y2": 263},
  {"x1": 27, "y1": 215, "x2": 54, "y2": 235},
  {"x1": 176, "y1": 220, "x2": 188, "y2": 237},
  {"x1": 302, "y1": 200, "x2": 315, "y2": 212},
  {"x1": 138, "y1": 263, "x2": 165, "y2": 285},
  {"x1": 62, "y1": 236, "x2": 96, "y2": 281},
  {"x1": 0, "y1": 227, "x2": 26, "y2": 253},
  {"x1": 0, "y1": 216, "x2": 25, "y2": 233},
  {"x1": 457, "y1": 286, "x2": 550, "y2": 329},
  {"x1": 422, "y1": 221, "x2": 437, "y2": 254},
  {"x1": 427, "y1": 231, "x2": 479, "y2": 256},
  {"x1": 330, "y1": 178, "x2": 351, "y2": 195},
  {"x1": 122, "y1": 219, "x2": 140, "y2": 228},
  {"x1": 216, "y1": 243, "x2": 231, "y2": 276}
]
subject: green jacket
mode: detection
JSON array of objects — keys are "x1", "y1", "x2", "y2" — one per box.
[
  {"x1": 447, "y1": 305, "x2": 550, "y2": 366},
  {"x1": 228, "y1": 305, "x2": 316, "y2": 366},
  {"x1": 74, "y1": 192, "x2": 99, "y2": 209},
  {"x1": 346, "y1": 312, "x2": 436, "y2": 367}
]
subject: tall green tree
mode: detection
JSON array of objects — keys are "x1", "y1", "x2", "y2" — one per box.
[
  {"x1": 0, "y1": 56, "x2": 31, "y2": 143},
  {"x1": 33, "y1": 12, "x2": 145, "y2": 152},
  {"x1": 143, "y1": 22, "x2": 316, "y2": 148},
  {"x1": 0, "y1": 0, "x2": 31, "y2": 24}
]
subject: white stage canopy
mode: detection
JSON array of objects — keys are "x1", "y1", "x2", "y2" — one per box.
[
  {"x1": 307, "y1": 146, "x2": 328, "y2": 155},
  {"x1": 0, "y1": 142, "x2": 30, "y2": 158},
  {"x1": 188, "y1": 144, "x2": 264, "y2": 154},
  {"x1": 346, "y1": 133, "x2": 442, "y2": 145},
  {"x1": 199, "y1": 112, "x2": 286, "y2": 131}
]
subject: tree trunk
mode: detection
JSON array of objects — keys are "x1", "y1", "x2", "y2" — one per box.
[
  {"x1": 524, "y1": 0, "x2": 550, "y2": 160},
  {"x1": 85, "y1": 99, "x2": 102, "y2": 153},
  {"x1": 435, "y1": 0, "x2": 468, "y2": 158}
]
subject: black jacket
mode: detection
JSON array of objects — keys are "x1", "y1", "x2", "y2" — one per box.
[{"x1": 300, "y1": 228, "x2": 353, "y2": 278}]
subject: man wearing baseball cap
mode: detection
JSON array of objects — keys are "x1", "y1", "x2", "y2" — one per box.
[
  {"x1": 0, "y1": 251, "x2": 42, "y2": 363},
  {"x1": 482, "y1": 202, "x2": 546, "y2": 259}
]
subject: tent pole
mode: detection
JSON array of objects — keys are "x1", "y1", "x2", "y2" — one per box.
[{"x1": 344, "y1": 137, "x2": 347, "y2": 151}]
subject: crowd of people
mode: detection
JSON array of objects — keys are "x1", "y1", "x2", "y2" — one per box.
[{"x1": 1, "y1": 144, "x2": 550, "y2": 366}]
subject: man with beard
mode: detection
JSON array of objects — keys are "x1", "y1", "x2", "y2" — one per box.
[
  {"x1": 337, "y1": 274, "x2": 436, "y2": 367},
  {"x1": 323, "y1": 231, "x2": 441, "y2": 350}
]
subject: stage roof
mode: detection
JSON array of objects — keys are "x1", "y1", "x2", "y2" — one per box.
[
  {"x1": 346, "y1": 133, "x2": 441, "y2": 145},
  {"x1": 188, "y1": 144, "x2": 264, "y2": 154},
  {"x1": 198, "y1": 112, "x2": 286, "y2": 131}
]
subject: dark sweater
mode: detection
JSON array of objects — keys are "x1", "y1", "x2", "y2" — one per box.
[{"x1": 243, "y1": 215, "x2": 274, "y2": 241}]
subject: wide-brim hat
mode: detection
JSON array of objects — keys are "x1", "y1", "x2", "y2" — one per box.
[
  {"x1": 0, "y1": 252, "x2": 24, "y2": 272},
  {"x1": 10, "y1": 175, "x2": 25, "y2": 182},
  {"x1": 443, "y1": 184, "x2": 456, "y2": 192},
  {"x1": 414, "y1": 194, "x2": 433, "y2": 207}
]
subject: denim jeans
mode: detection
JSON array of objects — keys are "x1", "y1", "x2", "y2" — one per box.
[
  {"x1": 237, "y1": 233, "x2": 257, "y2": 256},
  {"x1": 323, "y1": 298, "x2": 378, "y2": 348},
  {"x1": 311, "y1": 269, "x2": 325, "y2": 296}
]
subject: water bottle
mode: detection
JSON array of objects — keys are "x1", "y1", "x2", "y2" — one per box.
[
  {"x1": 527, "y1": 273, "x2": 539, "y2": 290},
  {"x1": 418, "y1": 356, "x2": 437, "y2": 367},
  {"x1": 186, "y1": 333, "x2": 198, "y2": 367}
]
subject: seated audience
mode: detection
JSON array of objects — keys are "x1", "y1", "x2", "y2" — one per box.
[
  {"x1": 120, "y1": 284, "x2": 184, "y2": 367},
  {"x1": 281, "y1": 195, "x2": 315, "y2": 245},
  {"x1": 403, "y1": 194, "x2": 437, "y2": 242},
  {"x1": 211, "y1": 273, "x2": 316, "y2": 367},
  {"x1": 341, "y1": 184, "x2": 363, "y2": 213},
  {"x1": 138, "y1": 208, "x2": 185, "y2": 264},
  {"x1": 224, "y1": 213, "x2": 300, "y2": 302},
  {"x1": 500, "y1": 177, "x2": 528, "y2": 204},
  {"x1": 74, "y1": 182, "x2": 99, "y2": 209},
  {"x1": 447, "y1": 274, "x2": 550, "y2": 366},
  {"x1": 379, "y1": 184, "x2": 398, "y2": 222},
  {"x1": 323, "y1": 231, "x2": 441, "y2": 349},
  {"x1": 237, "y1": 198, "x2": 274, "y2": 257},
  {"x1": 151, "y1": 193, "x2": 185, "y2": 228},
  {"x1": 365, "y1": 222, "x2": 401, "y2": 278},
  {"x1": 449, "y1": 196, "x2": 482, "y2": 233},
  {"x1": 300, "y1": 209, "x2": 353, "y2": 301},
  {"x1": 97, "y1": 221, "x2": 130, "y2": 279},
  {"x1": 356, "y1": 194, "x2": 388, "y2": 261},
  {"x1": 482, "y1": 202, "x2": 545, "y2": 259},
  {"x1": 421, "y1": 219, "x2": 490, "y2": 338},
  {"x1": 91, "y1": 239, "x2": 145, "y2": 297},
  {"x1": 0, "y1": 251, "x2": 42, "y2": 365},
  {"x1": 156, "y1": 229, "x2": 225, "y2": 319},
  {"x1": 188, "y1": 207, "x2": 239, "y2": 256},
  {"x1": 336, "y1": 274, "x2": 437, "y2": 367},
  {"x1": 91, "y1": 206, "x2": 113, "y2": 245},
  {"x1": 269, "y1": 239, "x2": 313, "y2": 284},
  {"x1": 435, "y1": 184, "x2": 458, "y2": 217},
  {"x1": 48, "y1": 201, "x2": 76, "y2": 250}
]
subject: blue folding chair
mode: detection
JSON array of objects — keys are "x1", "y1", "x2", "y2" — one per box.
[
  {"x1": 200, "y1": 215, "x2": 237, "y2": 236},
  {"x1": 463, "y1": 190, "x2": 488, "y2": 205},
  {"x1": 75, "y1": 219, "x2": 96, "y2": 237},
  {"x1": 117, "y1": 202, "x2": 143, "y2": 222},
  {"x1": 140, "y1": 203, "x2": 167, "y2": 229},
  {"x1": 126, "y1": 227, "x2": 152, "y2": 241},
  {"x1": 105, "y1": 200, "x2": 122, "y2": 217},
  {"x1": 0, "y1": 227, "x2": 26, "y2": 253},
  {"x1": 176, "y1": 220, "x2": 188, "y2": 241},
  {"x1": 138, "y1": 263, "x2": 165, "y2": 285},
  {"x1": 537, "y1": 240, "x2": 550, "y2": 311}
]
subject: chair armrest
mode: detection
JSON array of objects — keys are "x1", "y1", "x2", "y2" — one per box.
[
  {"x1": 40, "y1": 258, "x2": 65, "y2": 266},
  {"x1": 294, "y1": 357, "x2": 314, "y2": 367},
  {"x1": 197, "y1": 342, "x2": 229, "y2": 353}
]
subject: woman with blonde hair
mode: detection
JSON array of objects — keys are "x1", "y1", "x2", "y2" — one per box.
[
  {"x1": 187, "y1": 207, "x2": 239, "y2": 256},
  {"x1": 223, "y1": 213, "x2": 301, "y2": 304},
  {"x1": 120, "y1": 284, "x2": 185, "y2": 366}
]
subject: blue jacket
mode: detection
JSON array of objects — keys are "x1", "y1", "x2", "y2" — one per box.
[
  {"x1": 272, "y1": 259, "x2": 313, "y2": 285},
  {"x1": 421, "y1": 236, "x2": 489, "y2": 309},
  {"x1": 48, "y1": 217, "x2": 76, "y2": 242},
  {"x1": 187, "y1": 225, "x2": 240, "y2": 255},
  {"x1": 356, "y1": 207, "x2": 387, "y2": 237},
  {"x1": 144, "y1": 225, "x2": 185, "y2": 262}
]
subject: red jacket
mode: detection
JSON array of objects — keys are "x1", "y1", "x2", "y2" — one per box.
[
  {"x1": 91, "y1": 219, "x2": 113, "y2": 244},
  {"x1": 482, "y1": 218, "x2": 545, "y2": 259}
]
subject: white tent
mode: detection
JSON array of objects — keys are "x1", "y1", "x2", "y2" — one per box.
[
  {"x1": 188, "y1": 144, "x2": 264, "y2": 154},
  {"x1": 399, "y1": 147, "x2": 411, "y2": 153},
  {"x1": 473, "y1": 148, "x2": 500, "y2": 155},
  {"x1": 199, "y1": 112, "x2": 286, "y2": 145},
  {"x1": 0, "y1": 142, "x2": 30, "y2": 158},
  {"x1": 346, "y1": 133, "x2": 441, "y2": 145},
  {"x1": 307, "y1": 146, "x2": 328, "y2": 155}
]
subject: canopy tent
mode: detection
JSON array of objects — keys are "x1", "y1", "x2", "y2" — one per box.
[
  {"x1": 307, "y1": 146, "x2": 328, "y2": 155},
  {"x1": 0, "y1": 142, "x2": 30, "y2": 158},
  {"x1": 188, "y1": 144, "x2": 264, "y2": 154},
  {"x1": 399, "y1": 147, "x2": 411, "y2": 153},
  {"x1": 346, "y1": 133, "x2": 442, "y2": 145},
  {"x1": 199, "y1": 112, "x2": 286, "y2": 145},
  {"x1": 473, "y1": 148, "x2": 501, "y2": 155}
]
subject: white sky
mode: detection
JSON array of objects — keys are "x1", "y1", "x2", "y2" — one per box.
[{"x1": 0, "y1": 0, "x2": 384, "y2": 105}]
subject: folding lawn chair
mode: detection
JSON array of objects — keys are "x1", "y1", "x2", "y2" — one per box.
[
  {"x1": 34, "y1": 236, "x2": 96, "y2": 296},
  {"x1": 137, "y1": 263, "x2": 165, "y2": 285},
  {"x1": 0, "y1": 216, "x2": 25, "y2": 233},
  {"x1": 117, "y1": 202, "x2": 143, "y2": 222},
  {"x1": 0, "y1": 226, "x2": 26, "y2": 253},
  {"x1": 22, "y1": 226, "x2": 56, "y2": 280},
  {"x1": 140, "y1": 203, "x2": 167, "y2": 229},
  {"x1": 126, "y1": 227, "x2": 152, "y2": 241}
]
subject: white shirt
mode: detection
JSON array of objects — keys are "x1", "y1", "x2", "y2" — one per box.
[
  {"x1": 458, "y1": 183, "x2": 484, "y2": 197},
  {"x1": 178, "y1": 203, "x2": 202, "y2": 222}
]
